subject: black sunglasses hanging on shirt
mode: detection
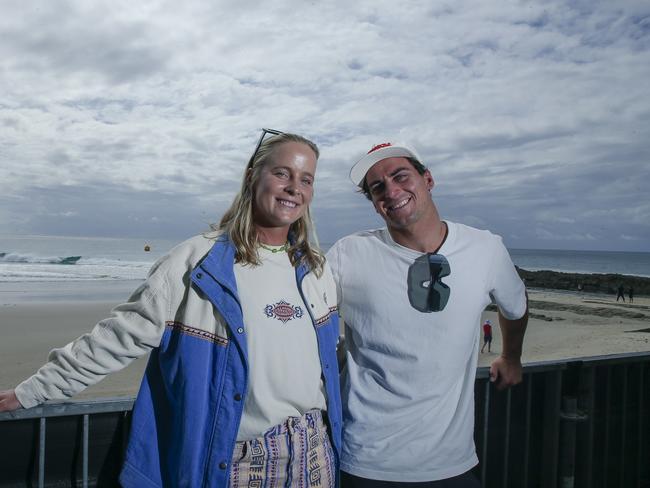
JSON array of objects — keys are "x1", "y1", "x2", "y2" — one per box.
[{"x1": 407, "y1": 253, "x2": 451, "y2": 312}]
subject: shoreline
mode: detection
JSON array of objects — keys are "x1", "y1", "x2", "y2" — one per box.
[{"x1": 2, "y1": 264, "x2": 649, "y2": 302}]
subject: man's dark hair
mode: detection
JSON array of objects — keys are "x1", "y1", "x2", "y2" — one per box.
[{"x1": 359, "y1": 157, "x2": 428, "y2": 200}]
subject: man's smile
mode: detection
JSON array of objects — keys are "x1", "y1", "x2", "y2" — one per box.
[{"x1": 387, "y1": 196, "x2": 412, "y2": 212}]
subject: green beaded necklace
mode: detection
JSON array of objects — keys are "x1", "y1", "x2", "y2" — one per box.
[{"x1": 258, "y1": 242, "x2": 289, "y2": 253}]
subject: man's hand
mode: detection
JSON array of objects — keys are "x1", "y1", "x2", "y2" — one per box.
[
  {"x1": 0, "y1": 390, "x2": 22, "y2": 412},
  {"x1": 489, "y1": 356, "x2": 523, "y2": 390}
]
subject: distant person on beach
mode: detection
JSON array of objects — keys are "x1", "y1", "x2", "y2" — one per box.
[
  {"x1": 617, "y1": 285, "x2": 626, "y2": 302},
  {"x1": 481, "y1": 319, "x2": 493, "y2": 353},
  {"x1": 327, "y1": 141, "x2": 528, "y2": 487},
  {"x1": 0, "y1": 131, "x2": 342, "y2": 488},
  {"x1": 629, "y1": 287, "x2": 634, "y2": 303}
]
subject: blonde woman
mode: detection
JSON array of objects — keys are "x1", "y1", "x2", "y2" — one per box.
[{"x1": 0, "y1": 130, "x2": 342, "y2": 488}]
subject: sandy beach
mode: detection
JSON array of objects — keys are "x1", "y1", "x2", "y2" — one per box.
[
  {"x1": 1, "y1": 289, "x2": 649, "y2": 399},
  {"x1": 478, "y1": 290, "x2": 650, "y2": 366},
  {"x1": 0, "y1": 300, "x2": 149, "y2": 400}
]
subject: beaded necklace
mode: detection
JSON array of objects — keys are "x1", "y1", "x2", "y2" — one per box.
[{"x1": 258, "y1": 242, "x2": 289, "y2": 253}]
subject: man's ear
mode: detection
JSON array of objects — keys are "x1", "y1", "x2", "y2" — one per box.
[{"x1": 424, "y1": 170, "x2": 434, "y2": 191}]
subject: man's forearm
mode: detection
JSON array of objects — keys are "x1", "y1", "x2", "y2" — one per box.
[{"x1": 498, "y1": 295, "x2": 528, "y2": 360}]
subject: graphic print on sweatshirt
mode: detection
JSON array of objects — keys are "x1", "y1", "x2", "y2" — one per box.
[{"x1": 264, "y1": 299, "x2": 304, "y2": 323}]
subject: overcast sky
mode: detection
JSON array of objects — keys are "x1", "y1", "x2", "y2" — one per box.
[{"x1": 1, "y1": 1, "x2": 648, "y2": 251}]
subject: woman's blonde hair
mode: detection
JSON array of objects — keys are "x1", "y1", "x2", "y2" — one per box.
[{"x1": 217, "y1": 132, "x2": 325, "y2": 276}]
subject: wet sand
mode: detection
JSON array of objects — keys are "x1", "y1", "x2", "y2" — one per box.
[{"x1": 1, "y1": 290, "x2": 649, "y2": 399}]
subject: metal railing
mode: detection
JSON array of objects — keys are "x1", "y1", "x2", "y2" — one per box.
[
  {"x1": 0, "y1": 398, "x2": 133, "y2": 488},
  {"x1": 474, "y1": 351, "x2": 650, "y2": 487},
  {"x1": 1, "y1": 352, "x2": 649, "y2": 487}
]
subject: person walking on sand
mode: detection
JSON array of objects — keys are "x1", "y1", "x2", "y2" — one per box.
[
  {"x1": 0, "y1": 130, "x2": 342, "y2": 488},
  {"x1": 481, "y1": 319, "x2": 493, "y2": 353},
  {"x1": 629, "y1": 287, "x2": 634, "y2": 303},
  {"x1": 327, "y1": 141, "x2": 528, "y2": 487},
  {"x1": 617, "y1": 285, "x2": 626, "y2": 302}
]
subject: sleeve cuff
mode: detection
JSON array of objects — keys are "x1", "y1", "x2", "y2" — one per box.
[{"x1": 14, "y1": 379, "x2": 44, "y2": 409}]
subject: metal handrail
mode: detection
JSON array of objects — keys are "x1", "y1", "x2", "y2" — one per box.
[
  {"x1": 0, "y1": 396, "x2": 134, "y2": 421},
  {"x1": 4, "y1": 351, "x2": 646, "y2": 422}
]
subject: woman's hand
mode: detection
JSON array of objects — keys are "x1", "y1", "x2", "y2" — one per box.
[{"x1": 0, "y1": 390, "x2": 22, "y2": 412}]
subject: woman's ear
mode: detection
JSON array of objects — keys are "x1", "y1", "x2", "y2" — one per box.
[{"x1": 245, "y1": 167, "x2": 254, "y2": 185}]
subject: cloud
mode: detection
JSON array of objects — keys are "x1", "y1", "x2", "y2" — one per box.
[
  {"x1": 0, "y1": 181, "x2": 232, "y2": 239},
  {"x1": 0, "y1": 0, "x2": 649, "y2": 251}
]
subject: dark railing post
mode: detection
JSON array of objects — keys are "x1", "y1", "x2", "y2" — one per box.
[
  {"x1": 502, "y1": 388, "x2": 512, "y2": 488},
  {"x1": 541, "y1": 369, "x2": 562, "y2": 488},
  {"x1": 481, "y1": 380, "x2": 490, "y2": 487},
  {"x1": 83, "y1": 413, "x2": 89, "y2": 488},
  {"x1": 638, "y1": 363, "x2": 645, "y2": 488},
  {"x1": 38, "y1": 417, "x2": 46, "y2": 488},
  {"x1": 604, "y1": 367, "x2": 612, "y2": 485},
  {"x1": 577, "y1": 365, "x2": 595, "y2": 488},
  {"x1": 122, "y1": 410, "x2": 131, "y2": 458},
  {"x1": 523, "y1": 376, "x2": 532, "y2": 488},
  {"x1": 620, "y1": 365, "x2": 628, "y2": 488},
  {"x1": 559, "y1": 397, "x2": 587, "y2": 488}
]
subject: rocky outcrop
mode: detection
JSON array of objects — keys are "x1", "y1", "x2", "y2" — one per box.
[{"x1": 516, "y1": 267, "x2": 650, "y2": 296}]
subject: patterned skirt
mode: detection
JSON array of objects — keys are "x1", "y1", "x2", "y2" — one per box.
[{"x1": 229, "y1": 410, "x2": 336, "y2": 488}]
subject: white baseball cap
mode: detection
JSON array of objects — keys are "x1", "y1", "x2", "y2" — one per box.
[{"x1": 349, "y1": 142, "x2": 423, "y2": 187}]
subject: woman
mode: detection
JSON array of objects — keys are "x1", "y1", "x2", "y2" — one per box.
[{"x1": 0, "y1": 131, "x2": 342, "y2": 488}]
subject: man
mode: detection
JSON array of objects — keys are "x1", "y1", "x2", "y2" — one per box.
[
  {"x1": 481, "y1": 320, "x2": 493, "y2": 353},
  {"x1": 616, "y1": 285, "x2": 626, "y2": 302},
  {"x1": 327, "y1": 142, "x2": 528, "y2": 487}
]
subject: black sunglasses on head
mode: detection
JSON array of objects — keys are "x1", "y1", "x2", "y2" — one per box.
[
  {"x1": 247, "y1": 128, "x2": 285, "y2": 168},
  {"x1": 407, "y1": 253, "x2": 451, "y2": 312}
]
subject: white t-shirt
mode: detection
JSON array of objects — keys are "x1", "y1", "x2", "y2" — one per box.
[
  {"x1": 234, "y1": 246, "x2": 327, "y2": 441},
  {"x1": 326, "y1": 222, "x2": 526, "y2": 482}
]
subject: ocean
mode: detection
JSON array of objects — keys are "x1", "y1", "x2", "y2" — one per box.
[
  {"x1": 0, "y1": 235, "x2": 180, "y2": 304},
  {"x1": 1, "y1": 235, "x2": 649, "y2": 285},
  {"x1": 0, "y1": 235, "x2": 177, "y2": 282}
]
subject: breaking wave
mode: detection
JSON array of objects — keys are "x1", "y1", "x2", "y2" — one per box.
[
  {"x1": 0, "y1": 251, "x2": 153, "y2": 282},
  {"x1": 0, "y1": 252, "x2": 82, "y2": 264}
]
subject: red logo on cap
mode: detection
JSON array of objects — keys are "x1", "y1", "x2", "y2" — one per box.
[{"x1": 368, "y1": 142, "x2": 392, "y2": 154}]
